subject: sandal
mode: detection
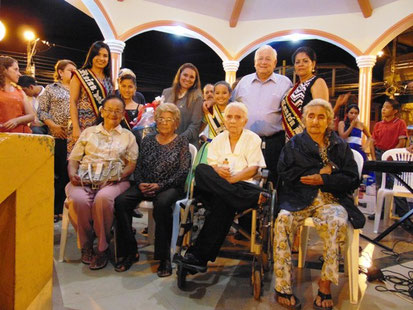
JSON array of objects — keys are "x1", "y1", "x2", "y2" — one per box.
[
  {"x1": 313, "y1": 289, "x2": 333, "y2": 310},
  {"x1": 275, "y1": 290, "x2": 301, "y2": 310},
  {"x1": 157, "y1": 259, "x2": 172, "y2": 277},
  {"x1": 114, "y1": 253, "x2": 140, "y2": 272}
]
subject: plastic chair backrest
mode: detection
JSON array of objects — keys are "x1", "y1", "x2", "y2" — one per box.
[
  {"x1": 189, "y1": 144, "x2": 197, "y2": 166},
  {"x1": 380, "y1": 148, "x2": 413, "y2": 192},
  {"x1": 351, "y1": 149, "x2": 363, "y2": 178}
]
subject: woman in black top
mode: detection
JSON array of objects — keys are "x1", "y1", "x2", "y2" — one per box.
[{"x1": 114, "y1": 103, "x2": 191, "y2": 277}]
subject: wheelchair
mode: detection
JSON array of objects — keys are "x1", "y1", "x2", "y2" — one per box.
[{"x1": 172, "y1": 170, "x2": 277, "y2": 300}]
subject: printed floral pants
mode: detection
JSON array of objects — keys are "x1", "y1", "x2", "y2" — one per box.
[{"x1": 273, "y1": 194, "x2": 348, "y2": 294}]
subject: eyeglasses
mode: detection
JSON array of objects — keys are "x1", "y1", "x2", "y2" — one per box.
[
  {"x1": 157, "y1": 117, "x2": 174, "y2": 123},
  {"x1": 103, "y1": 109, "x2": 123, "y2": 115}
]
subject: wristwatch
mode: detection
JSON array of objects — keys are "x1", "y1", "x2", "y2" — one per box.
[{"x1": 329, "y1": 160, "x2": 339, "y2": 172}]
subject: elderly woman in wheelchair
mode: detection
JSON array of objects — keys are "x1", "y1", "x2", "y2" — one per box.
[
  {"x1": 174, "y1": 101, "x2": 269, "y2": 273},
  {"x1": 273, "y1": 99, "x2": 364, "y2": 310},
  {"x1": 66, "y1": 95, "x2": 138, "y2": 270}
]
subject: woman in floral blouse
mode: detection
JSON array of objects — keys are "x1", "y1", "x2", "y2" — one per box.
[{"x1": 38, "y1": 59, "x2": 76, "y2": 221}]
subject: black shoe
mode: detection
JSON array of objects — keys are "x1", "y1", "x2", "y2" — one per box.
[
  {"x1": 157, "y1": 259, "x2": 172, "y2": 277},
  {"x1": 368, "y1": 213, "x2": 383, "y2": 220},
  {"x1": 180, "y1": 252, "x2": 207, "y2": 273}
]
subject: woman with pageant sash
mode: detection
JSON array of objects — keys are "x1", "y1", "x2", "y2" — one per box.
[
  {"x1": 199, "y1": 81, "x2": 231, "y2": 143},
  {"x1": 68, "y1": 41, "x2": 114, "y2": 153},
  {"x1": 197, "y1": 81, "x2": 232, "y2": 166},
  {"x1": 281, "y1": 47, "x2": 329, "y2": 141}
]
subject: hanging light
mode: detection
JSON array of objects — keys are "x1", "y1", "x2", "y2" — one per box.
[{"x1": 0, "y1": 21, "x2": 6, "y2": 41}]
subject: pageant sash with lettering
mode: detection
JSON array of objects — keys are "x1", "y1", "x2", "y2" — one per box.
[
  {"x1": 205, "y1": 104, "x2": 226, "y2": 138},
  {"x1": 73, "y1": 69, "x2": 107, "y2": 117},
  {"x1": 281, "y1": 85, "x2": 304, "y2": 140}
]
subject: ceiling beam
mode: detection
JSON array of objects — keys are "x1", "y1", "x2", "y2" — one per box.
[
  {"x1": 230, "y1": 0, "x2": 245, "y2": 28},
  {"x1": 357, "y1": 0, "x2": 373, "y2": 18}
]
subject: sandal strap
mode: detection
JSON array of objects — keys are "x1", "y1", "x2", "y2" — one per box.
[
  {"x1": 317, "y1": 290, "x2": 332, "y2": 300},
  {"x1": 275, "y1": 290, "x2": 293, "y2": 299}
]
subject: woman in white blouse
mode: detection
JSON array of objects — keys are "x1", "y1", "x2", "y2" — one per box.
[{"x1": 66, "y1": 95, "x2": 138, "y2": 271}]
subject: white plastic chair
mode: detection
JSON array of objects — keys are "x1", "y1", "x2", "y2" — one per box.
[
  {"x1": 373, "y1": 148, "x2": 413, "y2": 234},
  {"x1": 58, "y1": 199, "x2": 80, "y2": 262},
  {"x1": 298, "y1": 149, "x2": 363, "y2": 304},
  {"x1": 139, "y1": 144, "x2": 197, "y2": 251}
]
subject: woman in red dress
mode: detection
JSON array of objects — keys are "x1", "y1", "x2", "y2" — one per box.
[{"x1": 0, "y1": 56, "x2": 34, "y2": 133}]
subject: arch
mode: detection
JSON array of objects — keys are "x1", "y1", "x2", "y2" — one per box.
[
  {"x1": 118, "y1": 20, "x2": 232, "y2": 61},
  {"x1": 365, "y1": 13, "x2": 413, "y2": 55},
  {"x1": 234, "y1": 29, "x2": 363, "y2": 61},
  {"x1": 83, "y1": 0, "x2": 117, "y2": 39}
]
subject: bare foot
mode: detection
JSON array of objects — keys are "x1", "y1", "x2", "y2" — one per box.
[
  {"x1": 276, "y1": 295, "x2": 297, "y2": 307},
  {"x1": 275, "y1": 291, "x2": 299, "y2": 308},
  {"x1": 315, "y1": 279, "x2": 333, "y2": 308}
]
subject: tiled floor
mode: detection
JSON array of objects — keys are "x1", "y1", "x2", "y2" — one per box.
[{"x1": 53, "y1": 211, "x2": 413, "y2": 309}]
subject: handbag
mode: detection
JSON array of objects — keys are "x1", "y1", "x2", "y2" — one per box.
[{"x1": 77, "y1": 160, "x2": 123, "y2": 189}]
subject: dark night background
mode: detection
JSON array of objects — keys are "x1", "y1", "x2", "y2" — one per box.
[{"x1": 0, "y1": 0, "x2": 393, "y2": 101}]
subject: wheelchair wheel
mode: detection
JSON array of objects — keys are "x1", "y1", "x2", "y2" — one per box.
[
  {"x1": 251, "y1": 263, "x2": 262, "y2": 300},
  {"x1": 177, "y1": 264, "x2": 187, "y2": 290}
]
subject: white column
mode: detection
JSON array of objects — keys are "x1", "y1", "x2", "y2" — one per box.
[
  {"x1": 105, "y1": 39, "x2": 126, "y2": 83},
  {"x1": 222, "y1": 60, "x2": 240, "y2": 87},
  {"x1": 356, "y1": 55, "x2": 376, "y2": 133}
]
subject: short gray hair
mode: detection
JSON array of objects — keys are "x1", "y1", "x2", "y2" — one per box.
[
  {"x1": 302, "y1": 99, "x2": 335, "y2": 131},
  {"x1": 155, "y1": 102, "x2": 181, "y2": 125},
  {"x1": 224, "y1": 101, "x2": 248, "y2": 118},
  {"x1": 254, "y1": 45, "x2": 277, "y2": 61}
]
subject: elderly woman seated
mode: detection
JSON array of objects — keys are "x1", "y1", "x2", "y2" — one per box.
[
  {"x1": 175, "y1": 101, "x2": 267, "y2": 272},
  {"x1": 273, "y1": 99, "x2": 364, "y2": 310},
  {"x1": 66, "y1": 95, "x2": 138, "y2": 270},
  {"x1": 114, "y1": 102, "x2": 191, "y2": 277}
]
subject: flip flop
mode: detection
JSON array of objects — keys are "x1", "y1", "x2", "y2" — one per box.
[
  {"x1": 274, "y1": 290, "x2": 302, "y2": 310},
  {"x1": 313, "y1": 289, "x2": 333, "y2": 310}
]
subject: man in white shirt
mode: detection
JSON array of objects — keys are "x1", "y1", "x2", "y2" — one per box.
[{"x1": 175, "y1": 102, "x2": 268, "y2": 272}]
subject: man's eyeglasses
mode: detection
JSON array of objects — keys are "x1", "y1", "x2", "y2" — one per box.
[{"x1": 103, "y1": 109, "x2": 123, "y2": 115}]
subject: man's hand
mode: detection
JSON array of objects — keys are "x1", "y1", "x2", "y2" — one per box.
[
  {"x1": 407, "y1": 145, "x2": 413, "y2": 153},
  {"x1": 202, "y1": 99, "x2": 214, "y2": 114},
  {"x1": 300, "y1": 174, "x2": 324, "y2": 185},
  {"x1": 213, "y1": 166, "x2": 231, "y2": 180}
]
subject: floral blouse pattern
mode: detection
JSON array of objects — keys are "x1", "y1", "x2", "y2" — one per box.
[
  {"x1": 38, "y1": 82, "x2": 70, "y2": 136},
  {"x1": 134, "y1": 135, "x2": 191, "y2": 192}
]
